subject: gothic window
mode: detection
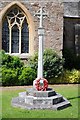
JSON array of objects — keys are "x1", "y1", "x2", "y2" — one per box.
[
  {"x1": 21, "y1": 18, "x2": 29, "y2": 53},
  {"x1": 12, "y1": 25, "x2": 19, "y2": 53},
  {"x1": 2, "y1": 19, "x2": 9, "y2": 53},
  {"x1": 2, "y1": 6, "x2": 29, "y2": 54}
]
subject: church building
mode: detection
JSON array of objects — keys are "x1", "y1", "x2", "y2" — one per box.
[{"x1": 0, "y1": 0, "x2": 80, "y2": 59}]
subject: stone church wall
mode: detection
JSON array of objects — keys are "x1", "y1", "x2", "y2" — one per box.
[{"x1": 0, "y1": 0, "x2": 63, "y2": 56}]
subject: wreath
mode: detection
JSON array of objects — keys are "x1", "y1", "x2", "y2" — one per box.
[{"x1": 35, "y1": 78, "x2": 48, "y2": 91}]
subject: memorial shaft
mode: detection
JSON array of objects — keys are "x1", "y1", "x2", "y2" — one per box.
[
  {"x1": 37, "y1": 7, "x2": 46, "y2": 78},
  {"x1": 37, "y1": 31, "x2": 44, "y2": 78}
]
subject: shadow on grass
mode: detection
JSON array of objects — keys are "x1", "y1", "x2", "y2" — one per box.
[{"x1": 67, "y1": 96, "x2": 80, "y2": 100}]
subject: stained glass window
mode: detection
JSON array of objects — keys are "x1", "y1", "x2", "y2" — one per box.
[
  {"x1": 21, "y1": 18, "x2": 29, "y2": 53},
  {"x1": 2, "y1": 7, "x2": 29, "y2": 54},
  {"x1": 11, "y1": 25, "x2": 19, "y2": 53},
  {"x1": 2, "y1": 19, "x2": 9, "y2": 53}
]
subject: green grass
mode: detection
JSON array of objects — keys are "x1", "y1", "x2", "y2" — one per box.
[{"x1": 1, "y1": 85, "x2": 80, "y2": 119}]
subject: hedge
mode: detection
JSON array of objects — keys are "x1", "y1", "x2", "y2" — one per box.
[{"x1": 1, "y1": 49, "x2": 80, "y2": 86}]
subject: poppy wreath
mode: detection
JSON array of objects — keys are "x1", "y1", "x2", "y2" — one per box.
[{"x1": 35, "y1": 78, "x2": 48, "y2": 91}]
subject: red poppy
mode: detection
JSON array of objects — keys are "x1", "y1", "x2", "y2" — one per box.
[{"x1": 35, "y1": 78, "x2": 48, "y2": 91}]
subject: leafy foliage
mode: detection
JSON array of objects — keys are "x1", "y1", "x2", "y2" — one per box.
[
  {"x1": 1, "y1": 50, "x2": 36, "y2": 86},
  {"x1": 28, "y1": 49, "x2": 64, "y2": 79},
  {"x1": 43, "y1": 49, "x2": 64, "y2": 78},
  {"x1": 0, "y1": 50, "x2": 23, "y2": 69},
  {"x1": 0, "y1": 67, "x2": 2, "y2": 86},
  {"x1": 49, "y1": 69, "x2": 80, "y2": 84},
  {"x1": 2, "y1": 67, "x2": 18, "y2": 86},
  {"x1": 19, "y1": 67, "x2": 36, "y2": 85},
  {"x1": 63, "y1": 69, "x2": 80, "y2": 83},
  {"x1": 0, "y1": 50, "x2": 24, "y2": 86},
  {"x1": 1, "y1": 49, "x2": 80, "y2": 86}
]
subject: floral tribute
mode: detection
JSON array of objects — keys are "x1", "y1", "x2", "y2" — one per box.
[{"x1": 34, "y1": 78, "x2": 48, "y2": 91}]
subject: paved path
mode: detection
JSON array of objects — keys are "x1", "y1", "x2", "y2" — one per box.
[{"x1": 0, "y1": 84, "x2": 79, "y2": 91}]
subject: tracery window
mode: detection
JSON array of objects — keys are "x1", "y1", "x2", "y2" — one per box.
[{"x1": 2, "y1": 6, "x2": 29, "y2": 54}]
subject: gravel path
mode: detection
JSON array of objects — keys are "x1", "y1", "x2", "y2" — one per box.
[{"x1": 0, "y1": 84, "x2": 78, "y2": 91}]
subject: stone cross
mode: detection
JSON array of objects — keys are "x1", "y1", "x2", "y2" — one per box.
[
  {"x1": 35, "y1": 7, "x2": 47, "y2": 79},
  {"x1": 35, "y1": 7, "x2": 47, "y2": 28}
]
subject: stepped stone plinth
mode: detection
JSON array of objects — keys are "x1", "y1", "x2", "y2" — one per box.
[{"x1": 11, "y1": 87, "x2": 71, "y2": 110}]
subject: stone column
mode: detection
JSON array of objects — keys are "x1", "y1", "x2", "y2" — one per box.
[{"x1": 37, "y1": 27, "x2": 44, "y2": 78}]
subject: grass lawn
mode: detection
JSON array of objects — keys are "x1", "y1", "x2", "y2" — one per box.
[{"x1": 1, "y1": 84, "x2": 80, "y2": 119}]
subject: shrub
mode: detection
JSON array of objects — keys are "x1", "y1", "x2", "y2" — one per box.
[
  {"x1": 19, "y1": 67, "x2": 36, "y2": 85},
  {"x1": 49, "y1": 69, "x2": 80, "y2": 84},
  {"x1": 28, "y1": 49, "x2": 64, "y2": 79},
  {"x1": 1, "y1": 50, "x2": 13, "y2": 68},
  {"x1": 28, "y1": 52, "x2": 38, "y2": 72},
  {"x1": 0, "y1": 50, "x2": 24, "y2": 86},
  {"x1": 10, "y1": 56, "x2": 24, "y2": 69},
  {"x1": 0, "y1": 50, "x2": 24, "y2": 69},
  {"x1": 0, "y1": 67, "x2": 2, "y2": 86},
  {"x1": 64, "y1": 69, "x2": 80, "y2": 83},
  {"x1": 2, "y1": 67, "x2": 18, "y2": 86},
  {"x1": 43, "y1": 49, "x2": 64, "y2": 79}
]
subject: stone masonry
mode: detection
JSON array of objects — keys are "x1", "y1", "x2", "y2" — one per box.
[
  {"x1": 0, "y1": 0, "x2": 63, "y2": 56},
  {"x1": 0, "y1": 0, "x2": 80, "y2": 57}
]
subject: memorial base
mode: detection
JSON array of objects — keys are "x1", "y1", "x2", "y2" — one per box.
[{"x1": 11, "y1": 88, "x2": 71, "y2": 110}]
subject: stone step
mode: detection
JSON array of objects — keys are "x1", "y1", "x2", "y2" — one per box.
[
  {"x1": 52, "y1": 99, "x2": 71, "y2": 110},
  {"x1": 52, "y1": 93, "x2": 63, "y2": 104},
  {"x1": 11, "y1": 96, "x2": 71, "y2": 110},
  {"x1": 19, "y1": 92, "x2": 64, "y2": 105},
  {"x1": 25, "y1": 93, "x2": 63, "y2": 105},
  {"x1": 19, "y1": 92, "x2": 26, "y2": 98},
  {"x1": 19, "y1": 90, "x2": 56, "y2": 98},
  {"x1": 26, "y1": 88, "x2": 56, "y2": 97}
]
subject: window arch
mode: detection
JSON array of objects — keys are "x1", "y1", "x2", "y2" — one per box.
[
  {"x1": 2, "y1": 6, "x2": 29, "y2": 54},
  {"x1": 0, "y1": 1, "x2": 35, "y2": 57}
]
